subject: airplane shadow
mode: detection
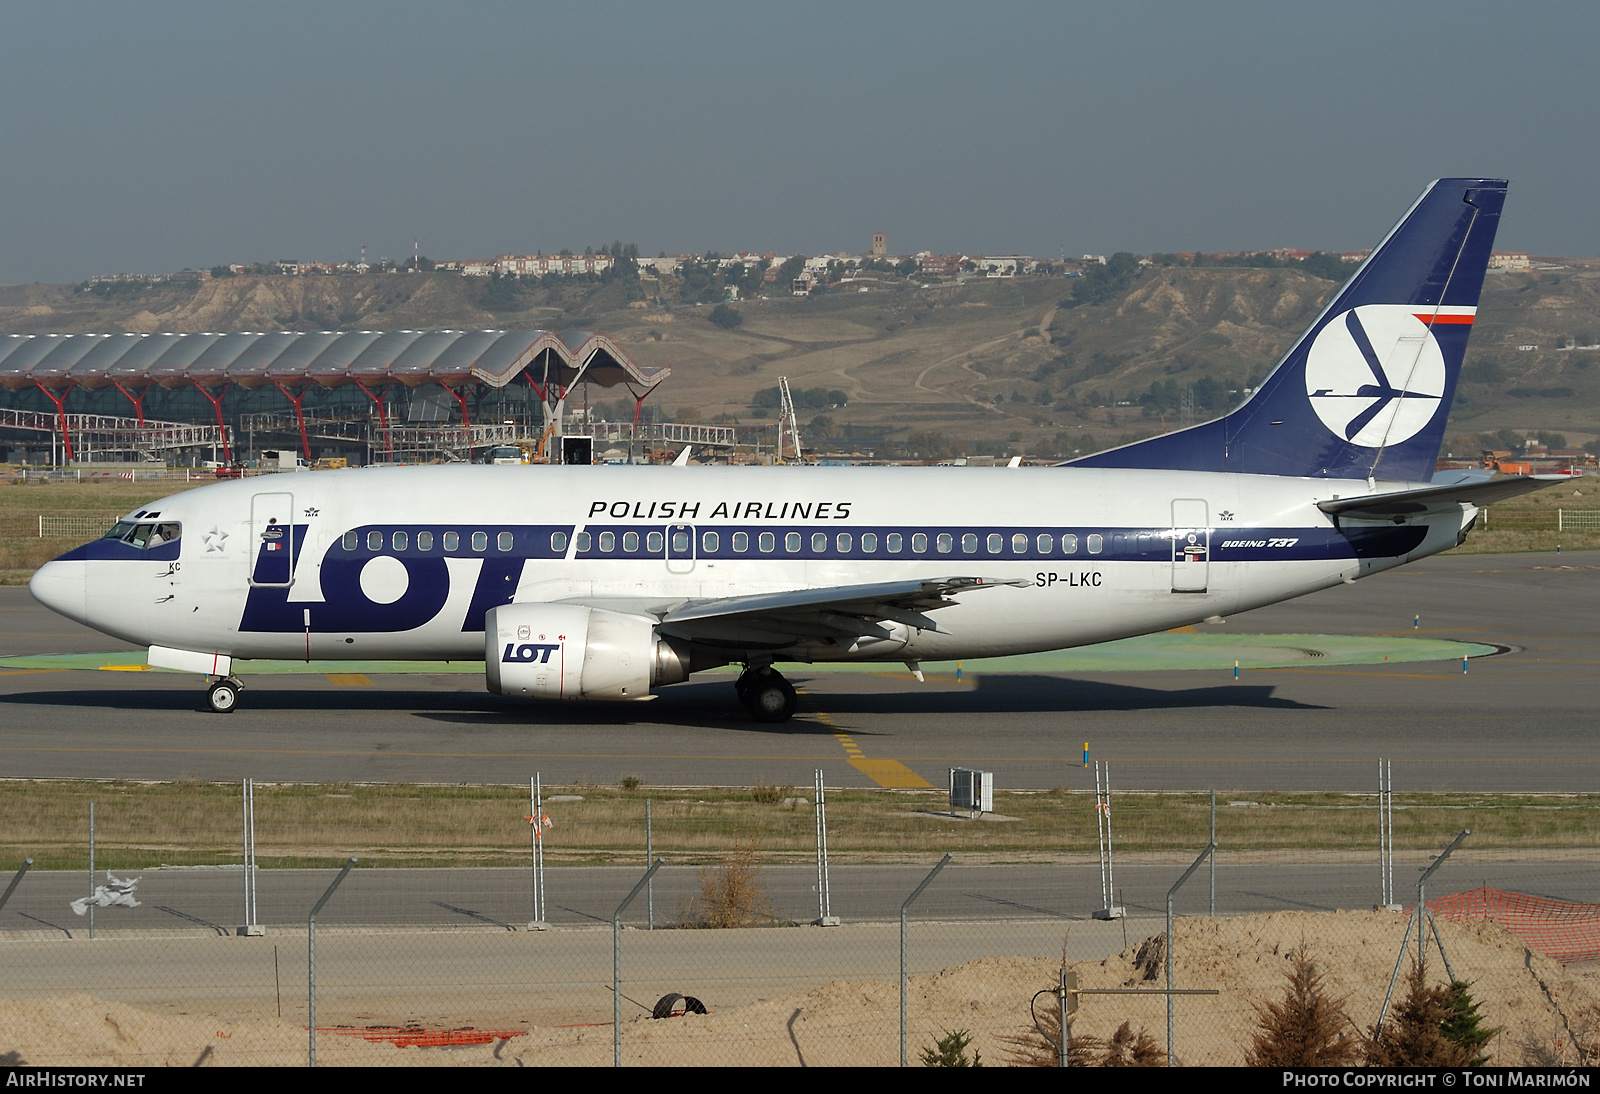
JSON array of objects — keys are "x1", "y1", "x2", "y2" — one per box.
[{"x1": 0, "y1": 674, "x2": 1325, "y2": 735}]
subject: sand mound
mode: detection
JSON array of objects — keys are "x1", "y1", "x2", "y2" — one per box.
[{"x1": 5, "y1": 911, "x2": 1599, "y2": 1066}]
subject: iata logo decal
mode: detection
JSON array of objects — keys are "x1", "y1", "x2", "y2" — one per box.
[{"x1": 1305, "y1": 305, "x2": 1446, "y2": 447}]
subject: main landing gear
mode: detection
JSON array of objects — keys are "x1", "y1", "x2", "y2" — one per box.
[
  {"x1": 735, "y1": 665, "x2": 796, "y2": 723},
  {"x1": 207, "y1": 676, "x2": 244, "y2": 714}
]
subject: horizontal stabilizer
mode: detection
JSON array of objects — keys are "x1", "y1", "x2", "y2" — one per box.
[{"x1": 1317, "y1": 474, "x2": 1567, "y2": 520}]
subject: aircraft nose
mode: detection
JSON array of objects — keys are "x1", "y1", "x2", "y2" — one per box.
[{"x1": 29, "y1": 559, "x2": 87, "y2": 624}]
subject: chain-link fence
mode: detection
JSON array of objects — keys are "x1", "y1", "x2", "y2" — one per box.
[{"x1": 3, "y1": 779, "x2": 1599, "y2": 1067}]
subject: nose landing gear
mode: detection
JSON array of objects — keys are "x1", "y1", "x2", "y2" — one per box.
[
  {"x1": 207, "y1": 676, "x2": 244, "y2": 714},
  {"x1": 735, "y1": 665, "x2": 796, "y2": 723}
]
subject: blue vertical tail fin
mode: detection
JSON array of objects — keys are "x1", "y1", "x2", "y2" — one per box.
[{"x1": 1068, "y1": 178, "x2": 1507, "y2": 481}]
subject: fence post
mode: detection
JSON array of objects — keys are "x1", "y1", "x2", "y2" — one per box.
[
  {"x1": 900, "y1": 852, "x2": 952, "y2": 1067},
  {"x1": 815, "y1": 769, "x2": 837, "y2": 925},
  {"x1": 1166, "y1": 841, "x2": 1216, "y2": 1066},
  {"x1": 88, "y1": 802, "x2": 95, "y2": 940},
  {"x1": 645, "y1": 798, "x2": 653, "y2": 931},
  {"x1": 529, "y1": 774, "x2": 548, "y2": 930},
  {"x1": 614, "y1": 858, "x2": 665, "y2": 1067},
  {"x1": 239, "y1": 778, "x2": 262, "y2": 935},
  {"x1": 1377, "y1": 829, "x2": 1469, "y2": 1034},
  {"x1": 308, "y1": 857, "x2": 357, "y2": 1068},
  {"x1": 0, "y1": 858, "x2": 33, "y2": 914}
]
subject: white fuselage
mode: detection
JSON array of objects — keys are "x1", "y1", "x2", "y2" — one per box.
[{"x1": 32, "y1": 464, "x2": 1471, "y2": 669}]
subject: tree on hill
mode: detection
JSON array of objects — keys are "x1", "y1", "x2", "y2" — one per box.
[
  {"x1": 1071, "y1": 252, "x2": 1141, "y2": 306},
  {"x1": 708, "y1": 303, "x2": 743, "y2": 330}
]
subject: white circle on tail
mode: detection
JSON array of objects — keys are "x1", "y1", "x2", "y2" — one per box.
[
  {"x1": 358, "y1": 555, "x2": 409, "y2": 604},
  {"x1": 1304, "y1": 304, "x2": 1445, "y2": 447}
]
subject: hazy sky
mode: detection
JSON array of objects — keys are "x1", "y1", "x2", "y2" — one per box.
[{"x1": 3, "y1": 2, "x2": 1596, "y2": 284}]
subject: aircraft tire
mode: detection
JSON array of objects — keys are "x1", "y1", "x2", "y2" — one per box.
[
  {"x1": 746, "y1": 673, "x2": 796, "y2": 723},
  {"x1": 208, "y1": 679, "x2": 240, "y2": 715}
]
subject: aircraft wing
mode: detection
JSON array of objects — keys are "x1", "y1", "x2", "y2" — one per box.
[
  {"x1": 574, "y1": 576, "x2": 1027, "y2": 648},
  {"x1": 1317, "y1": 474, "x2": 1570, "y2": 520}
]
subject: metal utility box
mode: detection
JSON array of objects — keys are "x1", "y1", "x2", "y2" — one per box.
[
  {"x1": 561, "y1": 436, "x2": 593, "y2": 465},
  {"x1": 950, "y1": 768, "x2": 993, "y2": 815}
]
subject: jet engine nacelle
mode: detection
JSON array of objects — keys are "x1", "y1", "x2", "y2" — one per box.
[{"x1": 484, "y1": 603, "x2": 690, "y2": 700}]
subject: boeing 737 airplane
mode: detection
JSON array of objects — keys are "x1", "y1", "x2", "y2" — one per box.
[{"x1": 29, "y1": 178, "x2": 1556, "y2": 721}]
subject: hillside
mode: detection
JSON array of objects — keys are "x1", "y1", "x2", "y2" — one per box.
[{"x1": 2, "y1": 261, "x2": 1597, "y2": 459}]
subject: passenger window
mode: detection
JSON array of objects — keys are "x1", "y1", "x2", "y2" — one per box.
[
  {"x1": 759, "y1": 531, "x2": 775, "y2": 553},
  {"x1": 732, "y1": 531, "x2": 748, "y2": 552},
  {"x1": 646, "y1": 531, "x2": 663, "y2": 553},
  {"x1": 551, "y1": 530, "x2": 568, "y2": 553},
  {"x1": 417, "y1": 531, "x2": 434, "y2": 551},
  {"x1": 910, "y1": 533, "x2": 926, "y2": 553},
  {"x1": 1036, "y1": 533, "x2": 1053, "y2": 553},
  {"x1": 1062, "y1": 533, "x2": 1078, "y2": 554},
  {"x1": 393, "y1": 531, "x2": 408, "y2": 551},
  {"x1": 937, "y1": 533, "x2": 953, "y2": 554},
  {"x1": 342, "y1": 530, "x2": 358, "y2": 551},
  {"x1": 1010, "y1": 533, "x2": 1026, "y2": 553},
  {"x1": 963, "y1": 533, "x2": 979, "y2": 554},
  {"x1": 1087, "y1": 533, "x2": 1103, "y2": 554},
  {"x1": 837, "y1": 532, "x2": 852, "y2": 552},
  {"x1": 367, "y1": 530, "x2": 383, "y2": 551},
  {"x1": 497, "y1": 531, "x2": 513, "y2": 552},
  {"x1": 600, "y1": 531, "x2": 616, "y2": 552},
  {"x1": 575, "y1": 531, "x2": 591, "y2": 552},
  {"x1": 623, "y1": 531, "x2": 639, "y2": 552},
  {"x1": 443, "y1": 531, "x2": 459, "y2": 551},
  {"x1": 811, "y1": 531, "x2": 827, "y2": 552},
  {"x1": 785, "y1": 531, "x2": 801, "y2": 553},
  {"x1": 671, "y1": 531, "x2": 689, "y2": 552},
  {"x1": 471, "y1": 531, "x2": 487, "y2": 552},
  {"x1": 861, "y1": 532, "x2": 877, "y2": 552},
  {"x1": 702, "y1": 530, "x2": 719, "y2": 553},
  {"x1": 887, "y1": 532, "x2": 902, "y2": 553}
]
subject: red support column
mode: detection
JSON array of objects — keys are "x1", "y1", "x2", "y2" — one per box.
[
  {"x1": 447, "y1": 386, "x2": 471, "y2": 428},
  {"x1": 111, "y1": 381, "x2": 148, "y2": 427},
  {"x1": 353, "y1": 380, "x2": 394, "y2": 460},
  {"x1": 34, "y1": 381, "x2": 75, "y2": 464},
  {"x1": 191, "y1": 381, "x2": 234, "y2": 464},
  {"x1": 272, "y1": 383, "x2": 313, "y2": 463}
]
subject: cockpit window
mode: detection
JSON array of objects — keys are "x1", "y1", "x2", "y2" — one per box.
[{"x1": 104, "y1": 521, "x2": 181, "y2": 549}]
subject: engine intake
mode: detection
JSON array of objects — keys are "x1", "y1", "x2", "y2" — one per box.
[{"x1": 485, "y1": 604, "x2": 690, "y2": 700}]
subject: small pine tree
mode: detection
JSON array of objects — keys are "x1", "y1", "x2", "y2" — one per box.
[
  {"x1": 1441, "y1": 980, "x2": 1499, "y2": 1066},
  {"x1": 1365, "y1": 959, "x2": 1470, "y2": 1067},
  {"x1": 1247, "y1": 945, "x2": 1356, "y2": 1066},
  {"x1": 920, "y1": 1029, "x2": 982, "y2": 1067}
]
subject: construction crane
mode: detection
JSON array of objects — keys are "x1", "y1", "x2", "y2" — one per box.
[{"x1": 776, "y1": 376, "x2": 803, "y2": 464}]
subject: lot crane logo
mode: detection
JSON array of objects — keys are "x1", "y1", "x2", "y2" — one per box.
[{"x1": 1304, "y1": 305, "x2": 1446, "y2": 448}]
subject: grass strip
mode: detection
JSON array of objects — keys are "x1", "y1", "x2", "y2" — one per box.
[{"x1": 2, "y1": 779, "x2": 1598, "y2": 869}]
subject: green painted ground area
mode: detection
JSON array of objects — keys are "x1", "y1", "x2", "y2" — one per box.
[{"x1": 0, "y1": 632, "x2": 1495, "y2": 677}]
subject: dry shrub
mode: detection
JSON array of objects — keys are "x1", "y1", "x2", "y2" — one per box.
[
  {"x1": 749, "y1": 782, "x2": 793, "y2": 805},
  {"x1": 1518, "y1": 1004, "x2": 1600, "y2": 1067},
  {"x1": 1001, "y1": 975, "x2": 1164, "y2": 1067},
  {"x1": 1247, "y1": 944, "x2": 1357, "y2": 1066},
  {"x1": 1364, "y1": 959, "x2": 1472, "y2": 1067},
  {"x1": 690, "y1": 841, "x2": 771, "y2": 928}
]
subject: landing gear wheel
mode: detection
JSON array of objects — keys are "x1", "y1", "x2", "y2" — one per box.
[
  {"x1": 207, "y1": 678, "x2": 241, "y2": 714},
  {"x1": 744, "y1": 670, "x2": 796, "y2": 724}
]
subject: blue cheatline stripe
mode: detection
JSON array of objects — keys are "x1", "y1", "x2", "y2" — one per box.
[{"x1": 308, "y1": 521, "x2": 1425, "y2": 565}]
